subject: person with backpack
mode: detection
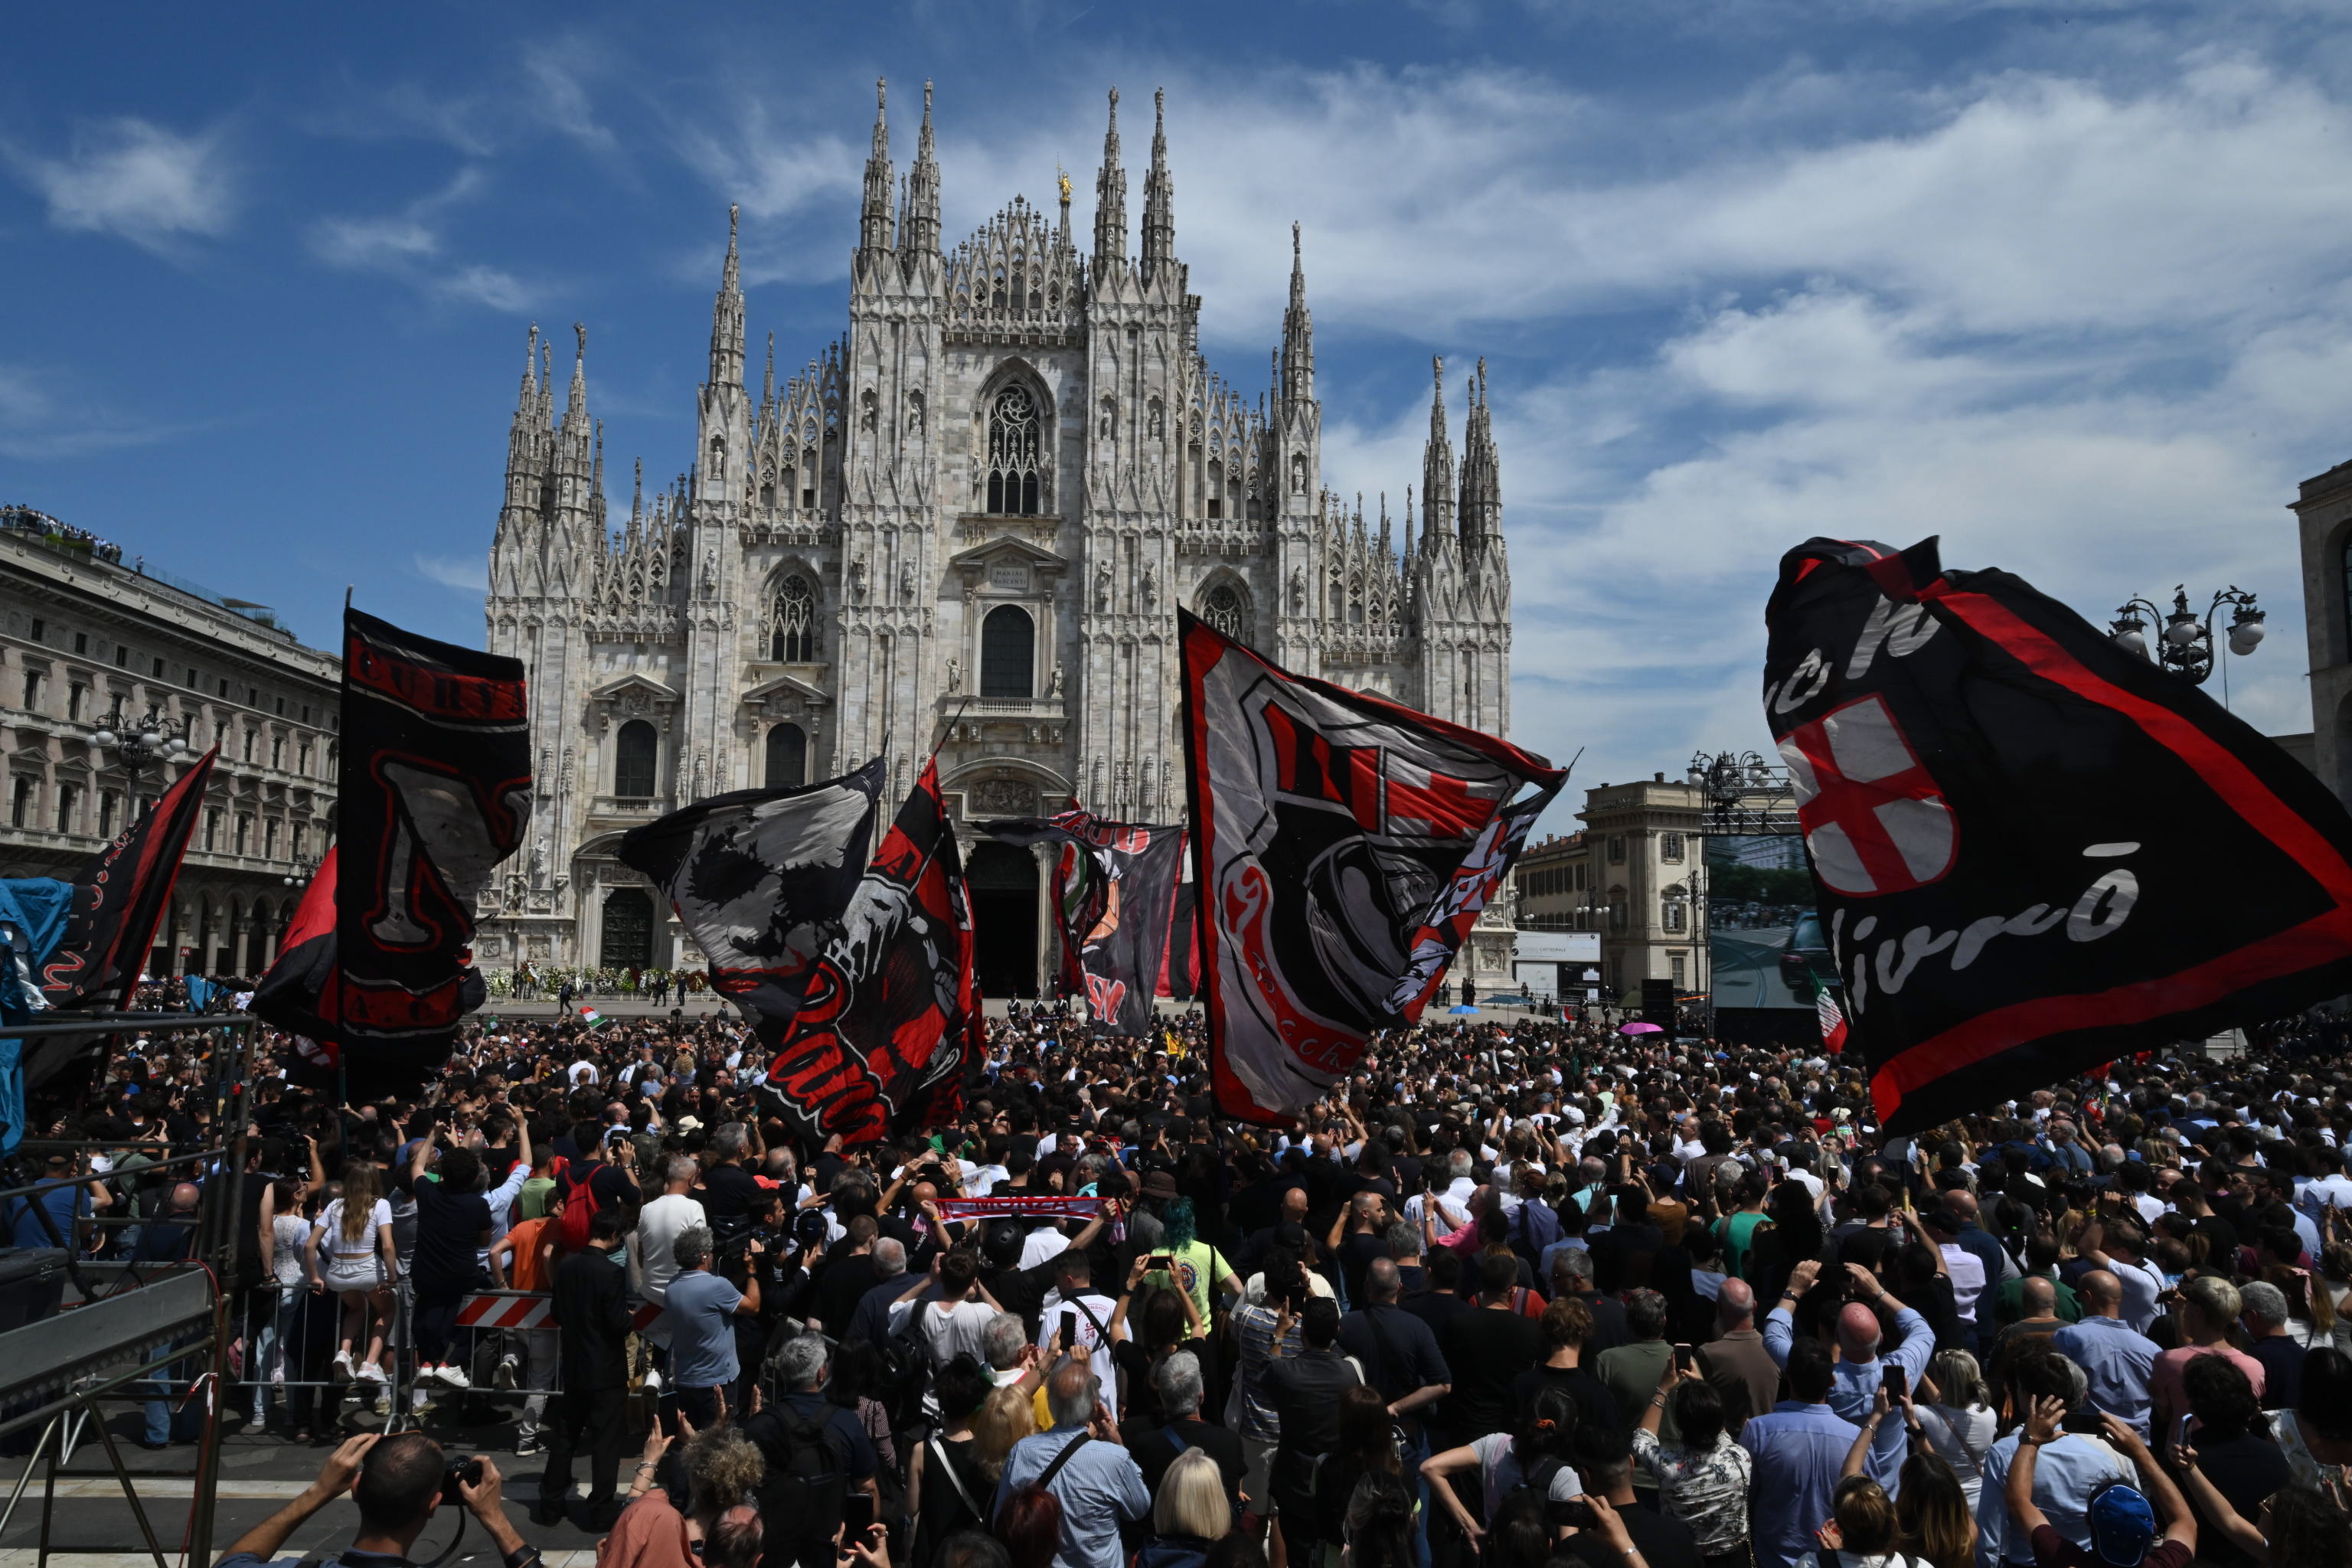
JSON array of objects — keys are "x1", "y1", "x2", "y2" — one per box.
[
  {"x1": 1263, "y1": 1298, "x2": 1365, "y2": 1567},
  {"x1": 743, "y1": 1332, "x2": 877, "y2": 1568},
  {"x1": 910, "y1": 1354, "x2": 999, "y2": 1565},
  {"x1": 990, "y1": 1358, "x2": 1149, "y2": 1568},
  {"x1": 1420, "y1": 1386, "x2": 1587, "y2": 1557}
]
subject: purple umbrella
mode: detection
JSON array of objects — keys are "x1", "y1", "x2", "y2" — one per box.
[{"x1": 1618, "y1": 1021, "x2": 1665, "y2": 1035}]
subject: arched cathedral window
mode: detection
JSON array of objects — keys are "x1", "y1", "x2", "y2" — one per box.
[
  {"x1": 760, "y1": 468, "x2": 775, "y2": 508},
  {"x1": 770, "y1": 575, "x2": 816, "y2": 662},
  {"x1": 1349, "y1": 579, "x2": 1364, "y2": 625},
  {"x1": 980, "y1": 606, "x2": 1034, "y2": 698},
  {"x1": 1204, "y1": 584, "x2": 1245, "y2": 640},
  {"x1": 985, "y1": 387, "x2": 1043, "y2": 516}
]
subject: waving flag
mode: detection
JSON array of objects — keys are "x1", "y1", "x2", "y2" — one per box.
[
  {"x1": 984, "y1": 812, "x2": 1185, "y2": 1037},
  {"x1": 1815, "y1": 985, "x2": 1849, "y2": 1054},
  {"x1": 251, "y1": 848, "x2": 338, "y2": 1073},
  {"x1": 1178, "y1": 611, "x2": 1566, "y2": 1123},
  {"x1": 335, "y1": 609, "x2": 530, "y2": 1096},
  {"x1": 1763, "y1": 536, "x2": 2352, "y2": 1130},
  {"x1": 619, "y1": 761, "x2": 887, "y2": 1043},
  {"x1": 41, "y1": 749, "x2": 217, "y2": 1010}
]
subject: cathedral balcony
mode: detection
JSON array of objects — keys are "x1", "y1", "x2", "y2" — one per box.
[
  {"x1": 955, "y1": 512, "x2": 1063, "y2": 544},
  {"x1": 952, "y1": 696, "x2": 1066, "y2": 723},
  {"x1": 590, "y1": 794, "x2": 675, "y2": 818}
]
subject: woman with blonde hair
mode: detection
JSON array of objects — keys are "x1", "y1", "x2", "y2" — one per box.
[
  {"x1": 1916, "y1": 1349, "x2": 1996, "y2": 1510},
  {"x1": 971, "y1": 1382, "x2": 1037, "y2": 1485},
  {"x1": 302, "y1": 1161, "x2": 397, "y2": 1386},
  {"x1": 1793, "y1": 1475, "x2": 1916, "y2": 1568},
  {"x1": 1133, "y1": 1449, "x2": 1231, "y2": 1568}
]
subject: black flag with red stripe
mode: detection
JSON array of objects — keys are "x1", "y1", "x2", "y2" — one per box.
[
  {"x1": 250, "y1": 847, "x2": 341, "y2": 1079},
  {"x1": 1178, "y1": 610, "x2": 1565, "y2": 1124},
  {"x1": 335, "y1": 609, "x2": 530, "y2": 1095},
  {"x1": 1763, "y1": 536, "x2": 2352, "y2": 1131},
  {"x1": 983, "y1": 812, "x2": 1186, "y2": 1037},
  {"x1": 39, "y1": 749, "x2": 216, "y2": 1009}
]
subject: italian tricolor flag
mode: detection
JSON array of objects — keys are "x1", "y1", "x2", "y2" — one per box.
[{"x1": 579, "y1": 1005, "x2": 610, "y2": 1029}]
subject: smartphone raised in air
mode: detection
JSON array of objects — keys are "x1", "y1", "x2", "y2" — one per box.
[{"x1": 841, "y1": 1491, "x2": 876, "y2": 1539}]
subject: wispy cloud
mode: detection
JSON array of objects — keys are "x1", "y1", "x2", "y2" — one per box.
[
  {"x1": 309, "y1": 168, "x2": 541, "y2": 312},
  {"x1": 413, "y1": 552, "x2": 488, "y2": 593},
  {"x1": 521, "y1": 39, "x2": 619, "y2": 152},
  {"x1": 6, "y1": 117, "x2": 237, "y2": 253},
  {"x1": 0, "y1": 361, "x2": 204, "y2": 459}
]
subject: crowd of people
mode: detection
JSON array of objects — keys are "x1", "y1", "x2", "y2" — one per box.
[{"x1": 11, "y1": 998, "x2": 2352, "y2": 1568}]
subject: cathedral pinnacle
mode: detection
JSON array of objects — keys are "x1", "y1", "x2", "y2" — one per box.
[
  {"x1": 762, "y1": 332, "x2": 776, "y2": 410},
  {"x1": 566, "y1": 322, "x2": 589, "y2": 430},
  {"x1": 1141, "y1": 87, "x2": 1174, "y2": 283},
  {"x1": 1421, "y1": 355, "x2": 1455, "y2": 547},
  {"x1": 1459, "y1": 355, "x2": 1501, "y2": 547},
  {"x1": 1280, "y1": 223, "x2": 1314, "y2": 404},
  {"x1": 860, "y1": 77, "x2": 895, "y2": 253},
  {"x1": 708, "y1": 207, "x2": 746, "y2": 387},
  {"x1": 1093, "y1": 87, "x2": 1127, "y2": 270},
  {"x1": 904, "y1": 80, "x2": 941, "y2": 255},
  {"x1": 518, "y1": 322, "x2": 540, "y2": 413}
]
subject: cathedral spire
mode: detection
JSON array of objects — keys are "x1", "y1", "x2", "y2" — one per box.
[
  {"x1": 566, "y1": 322, "x2": 590, "y2": 433},
  {"x1": 762, "y1": 332, "x2": 776, "y2": 410},
  {"x1": 1420, "y1": 355, "x2": 1455, "y2": 548},
  {"x1": 632, "y1": 456, "x2": 644, "y2": 522},
  {"x1": 1280, "y1": 223, "x2": 1314, "y2": 405},
  {"x1": 1459, "y1": 355, "x2": 1501, "y2": 548},
  {"x1": 517, "y1": 322, "x2": 540, "y2": 414},
  {"x1": 1093, "y1": 87, "x2": 1127, "y2": 272},
  {"x1": 1140, "y1": 87, "x2": 1174, "y2": 283},
  {"x1": 904, "y1": 80, "x2": 941, "y2": 255},
  {"x1": 860, "y1": 77, "x2": 895, "y2": 253},
  {"x1": 708, "y1": 204, "x2": 746, "y2": 388},
  {"x1": 539, "y1": 337, "x2": 554, "y2": 426}
]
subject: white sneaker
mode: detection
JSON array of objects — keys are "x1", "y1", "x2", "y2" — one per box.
[
  {"x1": 495, "y1": 1357, "x2": 520, "y2": 1390},
  {"x1": 356, "y1": 1361, "x2": 389, "y2": 1385},
  {"x1": 439, "y1": 1365, "x2": 472, "y2": 1390},
  {"x1": 331, "y1": 1351, "x2": 355, "y2": 1384},
  {"x1": 641, "y1": 1367, "x2": 662, "y2": 1394}
]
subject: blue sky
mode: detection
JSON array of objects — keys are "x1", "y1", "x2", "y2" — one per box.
[{"x1": 9, "y1": 1, "x2": 2352, "y2": 828}]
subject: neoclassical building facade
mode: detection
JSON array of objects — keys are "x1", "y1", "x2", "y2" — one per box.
[{"x1": 479, "y1": 83, "x2": 1517, "y2": 995}]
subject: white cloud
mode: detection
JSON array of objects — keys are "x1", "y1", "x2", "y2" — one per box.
[
  {"x1": 413, "y1": 553, "x2": 489, "y2": 593},
  {"x1": 311, "y1": 169, "x2": 540, "y2": 312},
  {"x1": 311, "y1": 214, "x2": 441, "y2": 269},
  {"x1": 0, "y1": 361, "x2": 201, "y2": 459},
  {"x1": 521, "y1": 41, "x2": 619, "y2": 152},
  {"x1": 8, "y1": 118, "x2": 237, "y2": 251}
]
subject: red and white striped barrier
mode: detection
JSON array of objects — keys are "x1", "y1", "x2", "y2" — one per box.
[{"x1": 457, "y1": 1291, "x2": 665, "y2": 1331}]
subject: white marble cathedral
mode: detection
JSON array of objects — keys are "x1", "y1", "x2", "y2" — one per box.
[{"x1": 478, "y1": 83, "x2": 1516, "y2": 995}]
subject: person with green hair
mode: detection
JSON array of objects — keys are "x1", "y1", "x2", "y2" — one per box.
[{"x1": 1160, "y1": 1197, "x2": 1245, "y2": 1327}]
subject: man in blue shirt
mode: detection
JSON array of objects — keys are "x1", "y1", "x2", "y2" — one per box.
[
  {"x1": 992, "y1": 1358, "x2": 1150, "y2": 1568},
  {"x1": 5, "y1": 1152, "x2": 108, "y2": 1256},
  {"x1": 2048, "y1": 1271, "x2": 2158, "y2": 1438},
  {"x1": 1762, "y1": 1257, "x2": 1935, "y2": 1495},
  {"x1": 661, "y1": 1225, "x2": 760, "y2": 1430},
  {"x1": 1974, "y1": 1344, "x2": 2132, "y2": 1568},
  {"x1": 1740, "y1": 1337, "x2": 1860, "y2": 1568}
]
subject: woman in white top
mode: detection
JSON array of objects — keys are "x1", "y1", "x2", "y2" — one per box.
[
  {"x1": 253, "y1": 1177, "x2": 310, "y2": 1429},
  {"x1": 303, "y1": 1161, "x2": 397, "y2": 1385},
  {"x1": 1915, "y1": 1350, "x2": 1997, "y2": 1511}
]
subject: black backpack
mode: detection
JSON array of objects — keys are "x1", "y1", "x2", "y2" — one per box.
[{"x1": 746, "y1": 1402, "x2": 848, "y2": 1561}]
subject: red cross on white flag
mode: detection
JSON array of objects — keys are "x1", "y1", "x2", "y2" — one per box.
[{"x1": 1777, "y1": 694, "x2": 1956, "y2": 896}]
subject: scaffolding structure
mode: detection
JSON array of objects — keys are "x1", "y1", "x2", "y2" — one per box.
[{"x1": 0, "y1": 1010, "x2": 256, "y2": 1568}]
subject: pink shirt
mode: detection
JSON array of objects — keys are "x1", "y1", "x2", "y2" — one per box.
[{"x1": 2148, "y1": 1344, "x2": 2265, "y2": 1436}]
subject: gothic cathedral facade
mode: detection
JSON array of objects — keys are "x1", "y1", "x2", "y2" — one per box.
[{"x1": 479, "y1": 83, "x2": 1515, "y2": 994}]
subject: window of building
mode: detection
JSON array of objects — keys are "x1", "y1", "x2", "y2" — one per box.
[
  {"x1": 67, "y1": 684, "x2": 86, "y2": 722},
  {"x1": 19, "y1": 671, "x2": 40, "y2": 711},
  {"x1": 114, "y1": 646, "x2": 128, "y2": 668},
  {"x1": 72, "y1": 633, "x2": 85, "y2": 655},
  {"x1": 264, "y1": 819, "x2": 279, "y2": 858},
  {"x1": 235, "y1": 815, "x2": 252, "y2": 854},
  {"x1": 218, "y1": 678, "x2": 230, "y2": 698},
  {"x1": 1608, "y1": 891, "x2": 1627, "y2": 931},
  {"x1": 54, "y1": 783, "x2": 76, "y2": 835},
  {"x1": 985, "y1": 387, "x2": 1043, "y2": 516},
  {"x1": 8, "y1": 778, "x2": 31, "y2": 828},
  {"x1": 275, "y1": 696, "x2": 286, "y2": 716},
  {"x1": 27, "y1": 619, "x2": 43, "y2": 643},
  {"x1": 979, "y1": 605, "x2": 1034, "y2": 699},
  {"x1": 770, "y1": 576, "x2": 817, "y2": 662},
  {"x1": 1608, "y1": 835, "x2": 1625, "y2": 864},
  {"x1": 243, "y1": 729, "x2": 256, "y2": 763},
  {"x1": 152, "y1": 658, "x2": 165, "y2": 678},
  {"x1": 601, "y1": 887, "x2": 655, "y2": 968},
  {"x1": 1671, "y1": 953, "x2": 1686, "y2": 988},
  {"x1": 100, "y1": 791, "x2": 119, "y2": 839},
  {"x1": 1661, "y1": 831, "x2": 1684, "y2": 863},
  {"x1": 1663, "y1": 897, "x2": 1687, "y2": 933},
  {"x1": 298, "y1": 740, "x2": 311, "y2": 775},
  {"x1": 765, "y1": 723, "x2": 807, "y2": 789},
  {"x1": 293, "y1": 822, "x2": 307, "y2": 859},
  {"x1": 271, "y1": 737, "x2": 284, "y2": 769},
  {"x1": 614, "y1": 720, "x2": 658, "y2": 798},
  {"x1": 1197, "y1": 586, "x2": 1243, "y2": 644},
  {"x1": 204, "y1": 808, "x2": 220, "y2": 851}
]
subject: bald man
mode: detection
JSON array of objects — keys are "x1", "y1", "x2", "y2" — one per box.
[
  {"x1": 1764, "y1": 1259, "x2": 1935, "y2": 1495},
  {"x1": 1988, "y1": 1276, "x2": 2066, "y2": 1383},
  {"x1": 2049, "y1": 1270, "x2": 2159, "y2": 1439},
  {"x1": 1700, "y1": 1277, "x2": 1779, "y2": 1431}
]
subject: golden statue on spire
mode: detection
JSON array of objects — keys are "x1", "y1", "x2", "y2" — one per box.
[{"x1": 1057, "y1": 163, "x2": 1072, "y2": 206}]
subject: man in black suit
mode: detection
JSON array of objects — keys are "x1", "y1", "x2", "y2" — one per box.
[{"x1": 1124, "y1": 1350, "x2": 1247, "y2": 1521}]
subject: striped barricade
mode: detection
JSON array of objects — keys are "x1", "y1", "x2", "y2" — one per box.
[{"x1": 457, "y1": 1289, "x2": 665, "y2": 1331}]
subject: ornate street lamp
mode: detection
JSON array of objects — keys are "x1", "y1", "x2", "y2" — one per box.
[
  {"x1": 281, "y1": 850, "x2": 321, "y2": 888},
  {"x1": 1686, "y1": 750, "x2": 1797, "y2": 836},
  {"x1": 90, "y1": 700, "x2": 191, "y2": 798},
  {"x1": 2109, "y1": 585, "x2": 2264, "y2": 688}
]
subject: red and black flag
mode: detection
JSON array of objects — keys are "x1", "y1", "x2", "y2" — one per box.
[
  {"x1": 984, "y1": 812, "x2": 1186, "y2": 1036},
  {"x1": 40, "y1": 748, "x2": 217, "y2": 1009},
  {"x1": 618, "y1": 760, "x2": 888, "y2": 1042},
  {"x1": 1177, "y1": 610, "x2": 1566, "y2": 1123},
  {"x1": 250, "y1": 848, "x2": 340, "y2": 1076},
  {"x1": 335, "y1": 609, "x2": 530, "y2": 1096},
  {"x1": 1763, "y1": 535, "x2": 2352, "y2": 1131},
  {"x1": 751, "y1": 759, "x2": 978, "y2": 1145}
]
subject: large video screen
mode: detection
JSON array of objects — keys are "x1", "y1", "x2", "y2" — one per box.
[{"x1": 1707, "y1": 834, "x2": 1831, "y2": 1046}]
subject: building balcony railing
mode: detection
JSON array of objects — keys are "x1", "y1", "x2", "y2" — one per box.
[
  {"x1": 949, "y1": 696, "x2": 1067, "y2": 723},
  {"x1": 591, "y1": 795, "x2": 673, "y2": 817}
]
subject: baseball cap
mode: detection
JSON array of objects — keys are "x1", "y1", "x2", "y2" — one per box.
[{"x1": 2087, "y1": 1482, "x2": 2158, "y2": 1566}]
